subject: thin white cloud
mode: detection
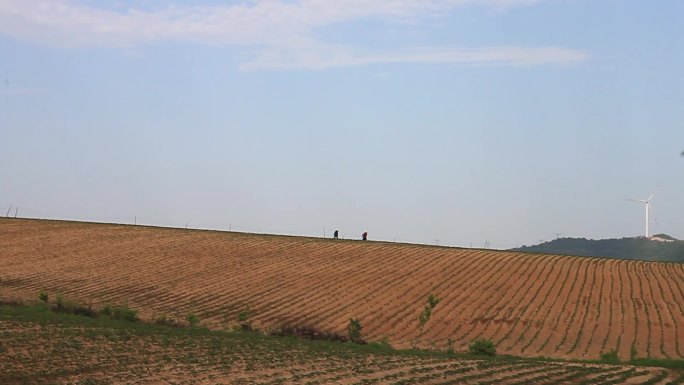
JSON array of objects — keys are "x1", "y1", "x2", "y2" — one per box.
[
  {"x1": 0, "y1": 0, "x2": 586, "y2": 70},
  {"x1": 242, "y1": 45, "x2": 587, "y2": 70}
]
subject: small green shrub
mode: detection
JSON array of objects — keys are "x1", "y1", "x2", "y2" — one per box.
[
  {"x1": 100, "y1": 304, "x2": 113, "y2": 317},
  {"x1": 186, "y1": 313, "x2": 200, "y2": 327},
  {"x1": 101, "y1": 303, "x2": 138, "y2": 322},
  {"x1": 600, "y1": 349, "x2": 620, "y2": 363},
  {"x1": 347, "y1": 318, "x2": 363, "y2": 343},
  {"x1": 38, "y1": 291, "x2": 49, "y2": 303},
  {"x1": 111, "y1": 304, "x2": 138, "y2": 322},
  {"x1": 419, "y1": 294, "x2": 441, "y2": 327},
  {"x1": 55, "y1": 294, "x2": 65, "y2": 309},
  {"x1": 51, "y1": 295, "x2": 97, "y2": 317},
  {"x1": 54, "y1": 294, "x2": 76, "y2": 313},
  {"x1": 237, "y1": 308, "x2": 250, "y2": 322},
  {"x1": 414, "y1": 293, "x2": 441, "y2": 347},
  {"x1": 468, "y1": 337, "x2": 496, "y2": 356}
]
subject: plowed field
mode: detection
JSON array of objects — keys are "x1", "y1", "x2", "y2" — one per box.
[
  {"x1": 1, "y1": 218, "x2": 683, "y2": 361},
  {"x1": 4, "y1": 304, "x2": 680, "y2": 385}
]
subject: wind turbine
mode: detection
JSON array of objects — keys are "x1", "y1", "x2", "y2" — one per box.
[{"x1": 628, "y1": 194, "x2": 654, "y2": 238}]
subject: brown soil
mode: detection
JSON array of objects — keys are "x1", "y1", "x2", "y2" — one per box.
[{"x1": 1, "y1": 217, "x2": 683, "y2": 361}]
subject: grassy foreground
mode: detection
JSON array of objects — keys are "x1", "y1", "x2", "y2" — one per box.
[{"x1": 1, "y1": 302, "x2": 683, "y2": 385}]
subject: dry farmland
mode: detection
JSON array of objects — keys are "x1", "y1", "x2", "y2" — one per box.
[
  {"x1": 3, "y1": 303, "x2": 680, "y2": 385},
  {"x1": 1, "y1": 218, "x2": 684, "y2": 362}
]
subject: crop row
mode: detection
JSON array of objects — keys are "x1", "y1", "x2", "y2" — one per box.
[{"x1": 2, "y1": 218, "x2": 684, "y2": 361}]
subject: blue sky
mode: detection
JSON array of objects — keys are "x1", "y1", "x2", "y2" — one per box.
[{"x1": 1, "y1": 0, "x2": 683, "y2": 248}]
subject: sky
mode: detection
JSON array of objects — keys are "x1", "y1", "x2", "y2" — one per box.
[{"x1": 1, "y1": 0, "x2": 683, "y2": 249}]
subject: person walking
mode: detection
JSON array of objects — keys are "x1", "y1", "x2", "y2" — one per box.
[
  {"x1": 333, "y1": 230, "x2": 339, "y2": 239},
  {"x1": 362, "y1": 232, "x2": 368, "y2": 241}
]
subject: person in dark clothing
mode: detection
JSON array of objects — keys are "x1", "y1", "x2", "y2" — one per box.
[
  {"x1": 362, "y1": 232, "x2": 368, "y2": 241},
  {"x1": 333, "y1": 230, "x2": 339, "y2": 239}
]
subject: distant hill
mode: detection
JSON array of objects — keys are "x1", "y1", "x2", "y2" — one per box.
[{"x1": 512, "y1": 234, "x2": 684, "y2": 262}]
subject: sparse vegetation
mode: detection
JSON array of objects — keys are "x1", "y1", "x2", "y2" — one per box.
[
  {"x1": 101, "y1": 303, "x2": 138, "y2": 322},
  {"x1": 2, "y1": 301, "x2": 680, "y2": 385},
  {"x1": 414, "y1": 293, "x2": 440, "y2": 347},
  {"x1": 186, "y1": 313, "x2": 200, "y2": 327},
  {"x1": 38, "y1": 291, "x2": 48, "y2": 303},
  {"x1": 600, "y1": 349, "x2": 620, "y2": 364},
  {"x1": 469, "y1": 337, "x2": 496, "y2": 356},
  {"x1": 54, "y1": 294, "x2": 72, "y2": 312},
  {"x1": 629, "y1": 357, "x2": 684, "y2": 369},
  {"x1": 53, "y1": 294, "x2": 98, "y2": 318},
  {"x1": 41, "y1": 299, "x2": 138, "y2": 322},
  {"x1": 347, "y1": 318, "x2": 362, "y2": 343},
  {"x1": 373, "y1": 335, "x2": 392, "y2": 349}
]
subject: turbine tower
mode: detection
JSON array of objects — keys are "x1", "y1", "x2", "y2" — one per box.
[{"x1": 628, "y1": 194, "x2": 654, "y2": 238}]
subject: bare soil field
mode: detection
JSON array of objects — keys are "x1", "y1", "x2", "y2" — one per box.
[{"x1": 1, "y1": 218, "x2": 683, "y2": 362}]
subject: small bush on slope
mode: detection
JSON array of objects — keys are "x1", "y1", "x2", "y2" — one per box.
[
  {"x1": 469, "y1": 338, "x2": 496, "y2": 356},
  {"x1": 348, "y1": 318, "x2": 363, "y2": 343}
]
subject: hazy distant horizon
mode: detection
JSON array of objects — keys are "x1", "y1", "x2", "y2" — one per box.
[
  {"x1": 2, "y1": 1, "x2": 683, "y2": 249},
  {"x1": 4, "y1": 216, "x2": 682, "y2": 253}
]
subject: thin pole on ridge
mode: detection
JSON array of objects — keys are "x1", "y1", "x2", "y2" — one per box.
[{"x1": 5, "y1": 203, "x2": 12, "y2": 217}]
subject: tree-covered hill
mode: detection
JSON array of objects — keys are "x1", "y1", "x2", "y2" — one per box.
[{"x1": 512, "y1": 234, "x2": 684, "y2": 263}]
